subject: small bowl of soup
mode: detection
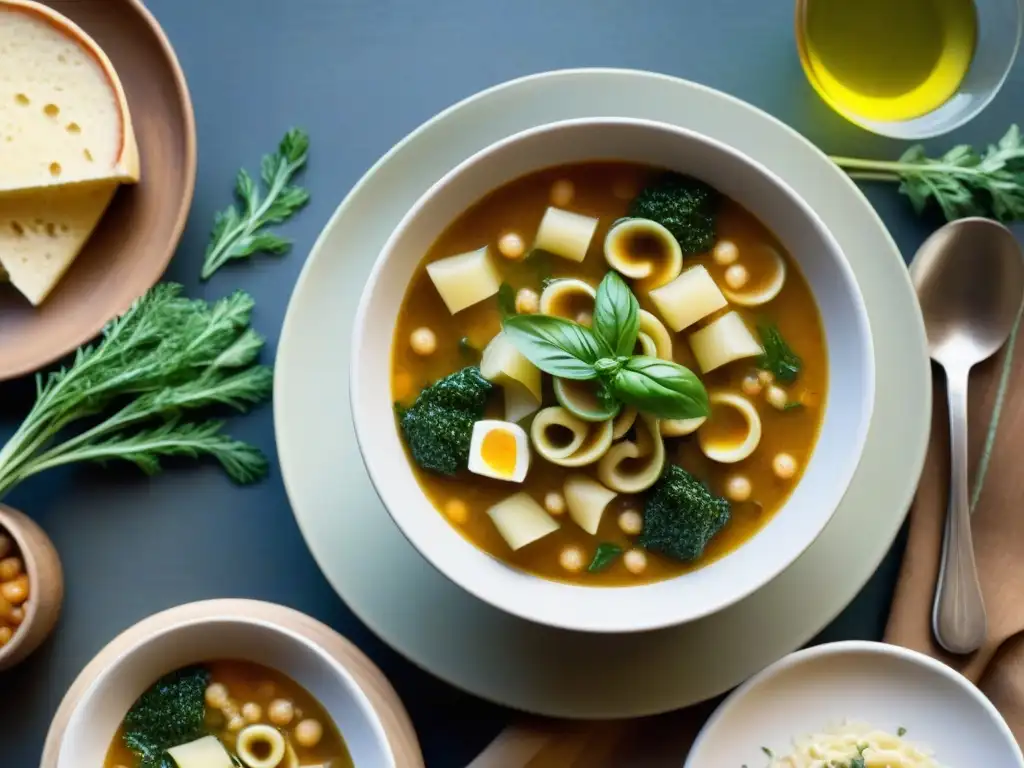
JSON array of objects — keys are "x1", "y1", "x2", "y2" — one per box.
[
  {"x1": 56, "y1": 608, "x2": 394, "y2": 767},
  {"x1": 352, "y1": 117, "x2": 874, "y2": 633}
]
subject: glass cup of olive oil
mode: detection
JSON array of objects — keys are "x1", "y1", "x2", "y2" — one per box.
[{"x1": 796, "y1": 0, "x2": 1022, "y2": 138}]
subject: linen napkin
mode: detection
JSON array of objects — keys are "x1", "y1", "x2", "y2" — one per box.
[{"x1": 472, "y1": 268, "x2": 1024, "y2": 767}]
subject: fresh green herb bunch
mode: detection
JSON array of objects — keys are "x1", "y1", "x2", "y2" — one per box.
[
  {"x1": 831, "y1": 124, "x2": 1024, "y2": 223},
  {"x1": 502, "y1": 272, "x2": 709, "y2": 421},
  {"x1": 627, "y1": 173, "x2": 720, "y2": 254},
  {"x1": 0, "y1": 285, "x2": 273, "y2": 497},
  {"x1": 202, "y1": 128, "x2": 311, "y2": 279},
  {"x1": 121, "y1": 666, "x2": 210, "y2": 768}
]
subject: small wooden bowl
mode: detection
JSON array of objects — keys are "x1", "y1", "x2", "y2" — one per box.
[
  {"x1": 0, "y1": 0, "x2": 197, "y2": 380},
  {"x1": 0, "y1": 504, "x2": 64, "y2": 670}
]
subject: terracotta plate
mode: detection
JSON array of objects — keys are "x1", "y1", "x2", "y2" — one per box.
[{"x1": 0, "y1": 0, "x2": 196, "y2": 380}]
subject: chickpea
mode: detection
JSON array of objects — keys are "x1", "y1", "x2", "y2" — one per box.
[
  {"x1": 543, "y1": 491, "x2": 566, "y2": 516},
  {"x1": 498, "y1": 232, "x2": 526, "y2": 260},
  {"x1": 713, "y1": 240, "x2": 740, "y2": 266},
  {"x1": 617, "y1": 510, "x2": 643, "y2": 536},
  {"x1": 772, "y1": 452, "x2": 798, "y2": 480},
  {"x1": 241, "y1": 702, "x2": 262, "y2": 723},
  {"x1": 725, "y1": 475, "x2": 752, "y2": 502},
  {"x1": 9, "y1": 606, "x2": 23, "y2": 626},
  {"x1": 724, "y1": 264, "x2": 749, "y2": 290},
  {"x1": 623, "y1": 549, "x2": 648, "y2": 575},
  {"x1": 0, "y1": 534, "x2": 11, "y2": 560},
  {"x1": 294, "y1": 718, "x2": 324, "y2": 749},
  {"x1": 444, "y1": 498, "x2": 468, "y2": 525},
  {"x1": 0, "y1": 626, "x2": 11, "y2": 646},
  {"x1": 268, "y1": 698, "x2": 295, "y2": 726},
  {"x1": 204, "y1": 682, "x2": 229, "y2": 709},
  {"x1": 226, "y1": 714, "x2": 245, "y2": 732},
  {"x1": 559, "y1": 546, "x2": 585, "y2": 573},
  {"x1": 0, "y1": 557, "x2": 22, "y2": 581},
  {"x1": 757, "y1": 370, "x2": 774, "y2": 386},
  {"x1": 409, "y1": 327, "x2": 437, "y2": 356},
  {"x1": 0, "y1": 596, "x2": 12, "y2": 622},
  {"x1": 515, "y1": 287, "x2": 540, "y2": 315},
  {"x1": 550, "y1": 179, "x2": 574, "y2": 207},
  {"x1": 741, "y1": 374, "x2": 762, "y2": 396},
  {"x1": 1, "y1": 575, "x2": 28, "y2": 605},
  {"x1": 575, "y1": 311, "x2": 593, "y2": 327},
  {"x1": 765, "y1": 385, "x2": 789, "y2": 411}
]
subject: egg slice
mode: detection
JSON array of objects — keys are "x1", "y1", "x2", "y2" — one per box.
[{"x1": 468, "y1": 420, "x2": 531, "y2": 482}]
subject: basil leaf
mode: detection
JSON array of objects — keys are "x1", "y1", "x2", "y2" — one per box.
[
  {"x1": 610, "y1": 356, "x2": 709, "y2": 419},
  {"x1": 502, "y1": 315, "x2": 603, "y2": 380},
  {"x1": 594, "y1": 271, "x2": 640, "y2": 357},
  {"x1": 588, "y1": 543, "x2": 623, "y2": 572},
  {"x1": 497, "y1": 282, "x2": 517, "y2": 320}
]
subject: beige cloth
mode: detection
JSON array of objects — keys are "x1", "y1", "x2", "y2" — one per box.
[
  {"x1": 885, "y1": 313, "x2": 1024, "y2": 738},
  {"x1": 474, "y1": 315, "x2": 1024, "y2": 767}
]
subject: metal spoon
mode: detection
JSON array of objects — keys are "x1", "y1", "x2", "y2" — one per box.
[{"x1": 910, "y1": 218, "x2": 1024, "y2": 655}]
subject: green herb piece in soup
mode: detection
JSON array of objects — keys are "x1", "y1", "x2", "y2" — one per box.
[
  {"x1": 628, "y1": 172, "x2": 719, "y2": 254},
  {"x1": 502, "y1": 314, "x2": 606, "y2": 380},
  {"x1": 640, "y1": 465, "x2": 730, "y2": 562},
  {"x1": 497, "y1": 282, "x2": 517, "y2": 319},
  {"x1": 593, "y1": 271, "x2": 640, "y2": 357},
  {"x1": 587, "y1": 543, "x2": 624, "y2": 572},
  {"x1": 610, "y1": 356, "x2": 710, "y2": 421},
  {"x1": 121, "y1": 666, "x2": 210, "y2": 768},
  {"x1": 396, "y1": 366, "x2": 492, "y2": 476},
  {"x1": 757, "y1": 322, "x2": 801, "y2": 383}
]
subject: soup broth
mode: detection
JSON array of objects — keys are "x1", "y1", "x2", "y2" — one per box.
[
  {"x1": 392, "y1": 162, "x2": 827, "y2": 585},
  {"x1": 104, "y1": 660, "x2": 353, "y2": 768}
]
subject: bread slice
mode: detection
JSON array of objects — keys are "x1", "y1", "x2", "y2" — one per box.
[
  {"x1": 0, "y1": 182, "x2": 118, "y2": 304},
  {"x1": 0, "y1": 0, "x2": 139, "y2": 192}
]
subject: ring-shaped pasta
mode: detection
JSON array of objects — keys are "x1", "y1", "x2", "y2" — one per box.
[
  {"x1": 721, "y1": 246, "x2": 787, "y2": 307},
  {"x1": 604, "y1": 218, "x2": 683, "y2": 288},
  {"x1": 531, "y1": 406, "x2": 614, "y2": 467},
  {"x1": 539, "y1": 278, "x2": 596, "y2": 321},
  {"x1": 698, "y1": 392, "x2": 762, "y2": 463},
  {"x1": 597, "y1": 413, "x2": 666, "y2": 493},
  {"x1": 236, "y1": 724, "x2": 286, "y2": 768}
]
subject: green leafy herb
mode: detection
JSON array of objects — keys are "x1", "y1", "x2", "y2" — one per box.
[
  {"x1": 757, "y1": 322, "x2": 801, "y2": 383},
  {"x1": 502, "y1": 315, "x2": 606, "y2": 380},
  {"x1": 831, "y1": 124, "x2": 1024, "y2": 223},
  {"x1": 611, "y1": 356, "x2": 710, "y2": 420},
  {"x1": 593, "y1": 272, "x2": 640, "y2": 357},
  {"x1": 588, "y1": 543, "x2": 624, "y2": 572},
  {"x1": 502, "y1": 276, "x2": 708, "y2": 419},
  {"x1": 628, "y1": 173, "x2": 720, "y2": 253},
  {"x1": 497, "y1": 282, "x2": 517, "y2": 319},
  {"x1": 761, "y1": 747, "x2": 774, "y2": 758},
  {"x1": 849, "y1": 757, "x2": 866, "y2": 768},
  {"x1": 121, "y1": 666, "x2": 210, "y2": 768},
  {"x1": 202, "y1": 128, "x2": 311, "y2": 279},
  {"x1": 897, "y1": 727, "x2": 907, "y2": 737},
  {"x1": 782, "y1": 400, "x2": 803, "y2": 411},
  {"x1": 0, "y1": 285, "x2": 272, "y2": 497}
]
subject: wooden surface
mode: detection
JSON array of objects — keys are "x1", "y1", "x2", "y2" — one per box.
[
  {"x1": 0, "y1": 0, "x2": 195, "y2": 380},
  {"x1": 39, "y1": 598, "x2": 424, "y2": 767}
]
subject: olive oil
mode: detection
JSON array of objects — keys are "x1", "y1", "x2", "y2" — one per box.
[{"x1": 797, "y1": 0, "x2": 978, "y2": 122}]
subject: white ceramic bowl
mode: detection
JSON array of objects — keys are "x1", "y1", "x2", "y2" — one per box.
[
  {"x1": 57, "y1": 612, "x2": 394, "y2": 767},
  {"x1": 352, "y1": 117, "x2": 874, "y2": 633},
  {"x1": 687, "y1": 640, "x2": 1024, "y2": 766}
]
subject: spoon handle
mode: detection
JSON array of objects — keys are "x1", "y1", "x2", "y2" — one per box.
[{"x1": 932, "y1": 364, "x2": 987, "y2": 655}]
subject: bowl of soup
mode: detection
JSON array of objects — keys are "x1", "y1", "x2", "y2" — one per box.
[
  {"x1": 56, "y1": 609, "x2": 394, "y2": 767},
  {"x1": 351, "y1": 118, "x2": 874, "y2": 633}
]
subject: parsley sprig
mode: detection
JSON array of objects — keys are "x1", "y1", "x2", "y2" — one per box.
[
  {"x1": 832, "y1": 125, "x2": 1024, "y2": 223},
  {"x1": 0, "y1": 286, "x2": 272, "y2": 495},
  {"x1": 201, "y1": 128, "x2": 311, "y2": 279}
]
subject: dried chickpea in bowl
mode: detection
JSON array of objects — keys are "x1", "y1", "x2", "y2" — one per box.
[{"x1": 0, "y1": 505, "x2": 63, "y2": 671}]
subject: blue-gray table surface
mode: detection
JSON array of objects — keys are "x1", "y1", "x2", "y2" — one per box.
[{"x1": 3, "y1": 1, "x2": 1022, "y2": 765}]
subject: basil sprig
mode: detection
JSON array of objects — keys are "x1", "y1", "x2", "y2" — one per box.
[{"x1": 502, "y1": 272, "x2": 709, "y2": 420}]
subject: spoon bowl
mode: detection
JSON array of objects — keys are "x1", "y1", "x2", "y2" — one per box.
[
  {"x1": 913, "y1": 218, "x2": 1024, "y2": 366},
  {"x1": 910, "y1": 217, "x2": 1024, "y2": 655}
]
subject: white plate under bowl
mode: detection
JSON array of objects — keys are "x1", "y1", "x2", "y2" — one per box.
[
  {"x1": 686, "y1": 641, "x2": 1024, "y2": 767},
  {"x1": 352, "y1": 117, "x2": 874, "y2": 633},
  {"x1": 275, "y1": 69, "x2": 930, "y2": 717}
]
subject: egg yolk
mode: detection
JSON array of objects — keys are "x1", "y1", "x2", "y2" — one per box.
[{"x1": 481, "y1": 429, "x2": 517, "y2": 476}]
